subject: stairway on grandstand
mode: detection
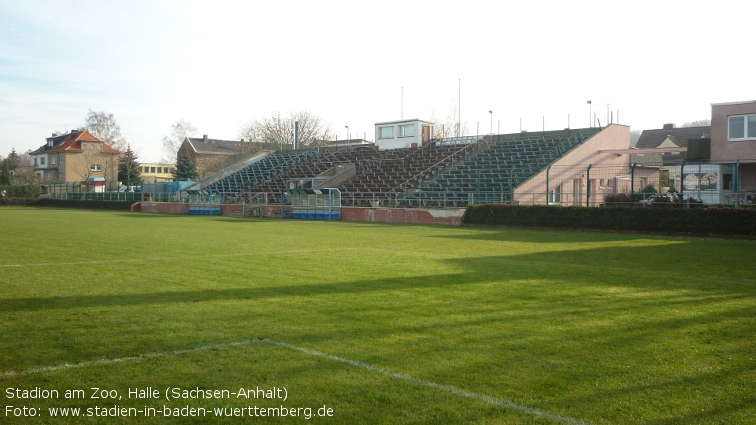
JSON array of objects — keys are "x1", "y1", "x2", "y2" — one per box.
[{"x1": 397, "y1": 128, "x2": 602, "y2": 207}]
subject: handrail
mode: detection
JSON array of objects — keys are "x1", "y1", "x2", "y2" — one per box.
[{"x1": 387, "y1": 142, "x2": 477, "y2": 194}]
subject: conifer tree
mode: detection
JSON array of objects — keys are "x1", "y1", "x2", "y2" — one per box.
[
  {"x1": 0, "y1": 161, "x2": 11, "y2": 185},
  {"x1": 118, "y1": 145, "x2": 141, "y2": 184},
  {"x1": 172, "y1": 153, "x2": 199, "y2": 181}
]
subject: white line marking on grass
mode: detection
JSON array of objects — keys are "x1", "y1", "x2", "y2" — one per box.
[
  {"x1": 0, "y1": 248, "x2": 352, "y2": 268},
  {"x1": 0, "y1": 339, "x2": 263, "y2": 378},
  {"x1": 2, "y1": 338, "x2": 587, "y2": 424},
  {"x1": 262, "y1": 339, "x2": 587, "y2": 425}
]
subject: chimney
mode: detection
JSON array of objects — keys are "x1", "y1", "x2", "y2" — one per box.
[
  {"x1": 203, "y1": 134, "x2": 208, "y2": 143},
  {"x1": 52, "y1": 132, "x2": 58, "y2": 137},
  {"x1": 663, "y1": 123, "x2": 675, "y2": 130}
]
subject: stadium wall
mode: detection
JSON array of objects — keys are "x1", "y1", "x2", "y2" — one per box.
[
  {"x1": 132, "y1": 202, "x2": 463, "y2": 225},
  {"x1": 258, "y1": 206, "x2": 463, "y2": 225}
]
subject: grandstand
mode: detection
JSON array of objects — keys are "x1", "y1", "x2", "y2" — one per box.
[
  {"x1": 398, "y1": 127, "x2": 603, "y2": 207},
  {"x1": 204, "y1": 149, "x2": 317, "y2": 201},
  {"x1": 199, "y1": 126, "x2": 606, "y2": 208}
]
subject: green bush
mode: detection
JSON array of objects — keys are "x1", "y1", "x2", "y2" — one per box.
[
  {"x1": 463, "y1": 204, "x2": 756, "y2": 236},
  {"x1": 0, "y1": 198, "x2": 42, "y2": 206},
  {"x1": 0, "y1": 184, "x2": 42, "y2": 198}
]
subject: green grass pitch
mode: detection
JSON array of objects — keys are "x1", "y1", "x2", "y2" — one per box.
[{"x1": 0, "y1": 207, "x2": 754, "y2": 424}]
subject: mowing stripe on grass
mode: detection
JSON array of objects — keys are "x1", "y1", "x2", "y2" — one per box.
[
  {"x1": 264, "y1": 339, "x2": 586, "y2": 425},
  {"x1": 0, "y1": 248, "x2": 352, "y2": 268},
  {"x1": 1, "y1": 338, "x2": 586, "y2": 425},
  {"x1": 0, "y1": 339, "x2": 264, "y2": 377}
]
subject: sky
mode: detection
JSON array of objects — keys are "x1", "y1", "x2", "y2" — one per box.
[{"x1": 0, "y1": 0, "x2": 752, "y2": 163}]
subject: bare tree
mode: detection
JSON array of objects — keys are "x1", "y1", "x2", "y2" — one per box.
[
  {"x1": 239, "y1": 111, "x2": 336, "y2": 151},
  {"x1": 681, "y1": 119, "x2": 711, "y2": 127},
  {"x1": 72, "y1": 146, "x2": 117, "y2": 189},
  {"x1": 630, "y1": 130, "x2": 642, "y2": 146},
  {"x1": 161, "y1": 120, "x2": 197, "y2": 163},
  {"x1": 12, "y1": 151, "x2": 39, "y2": 184},
  {"x1": 429, "y1": 99, "x2": 468, "y2": 139},
  {"x1": 83, "y1": 110, "x2": 127, "y2": 153}
]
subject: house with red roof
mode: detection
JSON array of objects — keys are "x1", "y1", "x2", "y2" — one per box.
[{"x1": 29, "y1": 129, "x2": 119, "y2": 186}]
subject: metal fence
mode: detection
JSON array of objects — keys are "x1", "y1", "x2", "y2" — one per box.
[{"x1": 47, "y1": 182, "x2": 180, "y2": 202}]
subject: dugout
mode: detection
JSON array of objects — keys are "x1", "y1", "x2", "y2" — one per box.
[
  {"x1": 180, "y1": 189, "x2": 221, "y2": 215},
  {"x1": 280, "y1": 188, "x2": 341, "y2": 220}
]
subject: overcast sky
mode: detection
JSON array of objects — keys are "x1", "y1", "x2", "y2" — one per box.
[{"x1": 0, "y1": 0, "x2": 752, "y2": 162}]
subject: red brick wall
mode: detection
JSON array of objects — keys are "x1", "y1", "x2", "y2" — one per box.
[
  {"x1": 341, "y1": 207, "x2": 462, "y2": 226},
  {"x1": 132, "y1": 202, "x2": 187, "y2": 214},
  {"x1": 133, "y1": 203, "x2": 462, "y2": 226}
]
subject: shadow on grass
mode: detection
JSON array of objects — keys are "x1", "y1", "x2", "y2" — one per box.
[
  {"x1": 0, "y1": 272, "x2": 477, "y2": 313},
  {"x1": 431, "y1": 226, "x2": 682, "y2": 243},
  {"x1": 2, "y1": 240, "x2": 753, "y2": 423},
  {"x1": 3, "y1": 242, "x2": 752, "y2": 313}
]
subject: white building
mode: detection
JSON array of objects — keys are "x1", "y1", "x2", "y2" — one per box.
[{"x1": 374, "y1": 119, "x2": 433, "y2": 150}]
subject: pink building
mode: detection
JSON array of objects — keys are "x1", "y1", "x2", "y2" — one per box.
[{"x1": 711, "y1": 101, "x2": 756, "y2": 195}]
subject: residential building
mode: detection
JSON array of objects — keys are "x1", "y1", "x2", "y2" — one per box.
[
  {"x1": 710, "y1": 100, "x2": 756, "y2": 199},
  {"x1": 139, "y1": 163, "x2": 175, "y2": 183},
  {"x1": 631, "y1": 123, "x2": 725, "y2": 203},
  {"x1": 177, "y1": 135, "x2": 250, "y2": 179},
  {"x1": 29, "y1": 130, "x2": 119, "y2": 186}
]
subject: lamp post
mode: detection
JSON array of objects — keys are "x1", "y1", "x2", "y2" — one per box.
[
  {"x1": 345, "y1": 126, "x2": 349, "y2": 141},
  {"x1": 489, "y1": 110, "x2": 493, "y2": 135},
  {"x1": 587, "y1": 101, "x2": 592, "y2": 127}
]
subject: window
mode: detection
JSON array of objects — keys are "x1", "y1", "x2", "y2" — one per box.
[
  {"x1": 157, "y1": 167, "x2": 162, "y2": 173},
  {"x1": 728, "y1": 115, "x2": 756, "y2": 140},
  {"x1": 98, "y1": 144, "x2": 102, "y2": 151},
  {"x1": 45, "y1": 172, "x2": 50, "y2": 180},
  {"x1": 40, "y1": 157, "x2": 45, "y2": 165},
  {"x1": 151, "y1": 167, "x2": 156, "y2": 173},
  {"x1": 90, "y1": 164, "x2": 102, "y2": 172},
  {"x1": 379, "y1": 126, "x2": 393, "y2": 139},
  {"x1": 58, "y1": 172, "x2": 62, "y2": 180},
  {"x1": 50, "y1": 156, "x2": 55, "y2": 165},
  {"x1": 549, "y1": 185, "x2": 561, "y2": 203},
  {"x1": 398, "y1": 124, "x2": 415, "y2": 137},
  {"x1": 34, "y1": 157, "x2": 38, "y2": 166},
  {"x1": 723, "y1": 173, "x2": 733, "y2": 190},
  {"x1": 59, "y1": 155, "x2": 63, "y2": 163},
  {"x1": 82, "y1": 143, "x2": 86, "y2": 150}
]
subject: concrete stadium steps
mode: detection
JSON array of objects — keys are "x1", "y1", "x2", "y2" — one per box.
[
  {"x1": 240, "y1": 143, "x2": 472, "y2": 205},
  {"x1": 205, "y1": 149, "x2": 318, "y2": 199},
  {"x1": 399, "y1": 128, "x2": 602, "y2": 207}
]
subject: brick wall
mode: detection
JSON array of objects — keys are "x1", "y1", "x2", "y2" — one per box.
[
  {"x1": 133, "y1": 202, "x2": 463, "y2": 226},
  {"x1": 258, "y1": 205, "x2": 463, "y2": 226},
  {"x1": 341, "y1": 207, "x2": 463, "y2": 226}
]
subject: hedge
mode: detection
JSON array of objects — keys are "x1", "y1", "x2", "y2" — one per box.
[
  {"x1": 463, "y1": 204, "x2": 756, "y2": 236},
  {"x1": 0, "y1": 184, "x2": 42, "y2": 198},
  {"x1": 0, "y1": 198, "x2": 42, "y2": 206},
  {"x1": 37, "y1": 199, "x2": 135, "y2": 210},
  {"x1": 0, "y1": 198, "x2": 134, "y2": 210}
]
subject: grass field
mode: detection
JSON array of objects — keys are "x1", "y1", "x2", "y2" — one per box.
[{"x1": 0, "y1": 207, "x2": 754, "y2": 424}]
